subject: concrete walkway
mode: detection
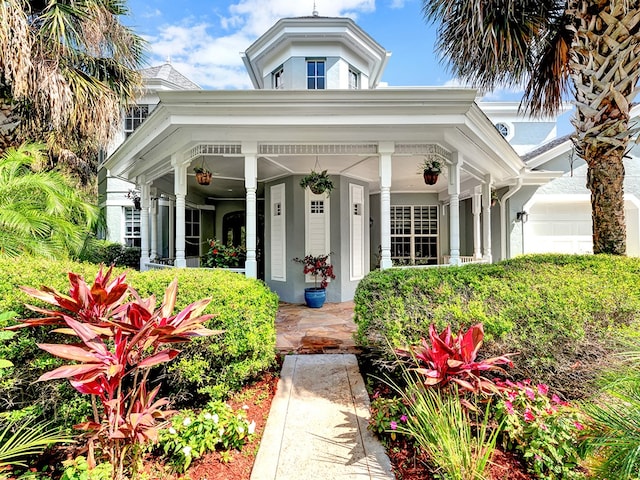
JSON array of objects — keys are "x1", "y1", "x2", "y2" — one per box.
[{"x1": 251, "y1": 354, "x2": 395, "y2": 480}]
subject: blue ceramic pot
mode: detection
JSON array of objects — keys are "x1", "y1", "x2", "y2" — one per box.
[{"x1": 304, "y1": 287, "x2": 326, "y2": 308}]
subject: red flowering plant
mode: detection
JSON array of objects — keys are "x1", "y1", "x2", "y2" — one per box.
[
  {"x1": 201, "y1": 239, "x2": 246, "y2": 268},
  {"x1": 292, "y1": 253, "x2": 336, "y2": 289},
  {"x1": 7, "y1": 267, "x2": 220, "y2": 480},
  {"x1": 492, "y1": 379, "x2": 586, "y2": 479},
  {"x1": 398, "y1": 323, "x2": 515, "y2": 395}
]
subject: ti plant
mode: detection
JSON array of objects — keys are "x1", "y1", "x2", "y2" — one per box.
[
  {"x1": 8, "y1": 267, "x2": 220, "y2": 480},
  {"x1": 399, "y1": 323, "x2": 514, "y2": 394}
]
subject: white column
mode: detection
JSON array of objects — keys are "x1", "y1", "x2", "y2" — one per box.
[
  {"x1": 243, "y1": 141, "x2": 258, "y2": 278},
  {"x1": 139, "y1": 181, "x2": 151, "y2": 271},
  {"x1": 448, "y1": 152, "x2": 462, "y2": 265},
  {"x1": 472, "y1": 185, "x2": 482, "y2": 259},
  {"x1": 150, "y1": 188, "x2": 158, "y2": 261},
  {"x1": 482, "y1": 175, "x2": 493, "y2": 262},
  {"x1": 379, "y1": 142, "x2": 394, "y2": 270},
  {"x1": 172, "y1": 155, "x2": 188, "y2": 268}
]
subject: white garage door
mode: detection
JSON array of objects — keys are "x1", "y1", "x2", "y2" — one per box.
[{"x1": 524, "y1": 197, "x2": 640, "y2": 256}]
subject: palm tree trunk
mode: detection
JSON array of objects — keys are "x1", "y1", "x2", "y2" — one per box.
[
  {"x1": 586, "y1": 153, "x2": 626, "y2": 254},
  {"x1": 569, "y1": 0, "x2": 640, "y2": 255},
  {"x1": 0, "y1": 94, "x2": 21, "y2": 156}
]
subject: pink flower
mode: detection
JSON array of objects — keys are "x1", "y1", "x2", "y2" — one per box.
[
  {"x1": 574, "y1": 421, "x2": 585, "y2": 431},
  {"x1": 524, "y1": 408, "x2": 535, "y2": 422},
  {"x1": 507, "y1": 390, "x2": 517, "y2": 401},
  {"x1": 537, "y1": 384, "x2": 549, "y2": 396},
  {"x1": 551, "y1": 394, "x2": 561, "y2": 404},
  {"x1": 390, "y1": 421, "x2": 398, "y2": 430},
  {"x1": 525, "y1": 388, "x2": 535, "y2": 401},
  {"x1": 505, "y1": 400, "x2": 514, "y2": 415},
  {"x1": 400, "y1": 415, "x2": 408, "y2": 423}
]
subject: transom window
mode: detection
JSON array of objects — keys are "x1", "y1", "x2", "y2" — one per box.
[
  {"x1": 185, "y1": 208, "x2": 200, "y2": 257},
  {"x1": 124, "y1": 207, "x2": 141, "y2": 247},
  {"x1": 272, "y1": 66, "x2": 284, "y2": 89},
  {"x1": 495, "y1": 122, "x2": 509, "y2": 137},
  {"x1": 307, "y1": 60, "x2": 325, "y2": 90},
  {"x1": 348, "y1": 68, "x2": 360, "y2": 89},
  {"x1": 390, "y1": 206, "x2": 438, "y2": 265},
  {"x1": 124, "y1": 105, "x2": 149, "y2": 135}
]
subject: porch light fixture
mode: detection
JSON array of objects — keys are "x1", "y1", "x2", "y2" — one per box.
[{"x1": 516, "y1": 211, "x2": 528, "y2": 223}]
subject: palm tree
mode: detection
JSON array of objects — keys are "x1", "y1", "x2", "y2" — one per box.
[
  {"x1": 0, "y1": 0, "x2": 145, "y2": 183},
  {"x1": 0, "y1": 142, "x2": 100, "y2": 258},
  {"x1": 422, "y1": 0, "x2": 640, "y2": 255}
]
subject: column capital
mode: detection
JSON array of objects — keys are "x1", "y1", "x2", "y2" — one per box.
[
  {"x1": 241, "y1": 141, "x2": 259, "y2": 156},
  {"x1": 378, "y1": 141, "x2": 395, "y2": 155}
]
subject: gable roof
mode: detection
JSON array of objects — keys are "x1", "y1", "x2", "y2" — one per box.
[{"x1": 140, "y1": 63, "x2": 200, "y2": 90}]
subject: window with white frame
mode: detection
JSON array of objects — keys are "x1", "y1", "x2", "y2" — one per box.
[
  {"x1": 272, "y1": 66, "x2": 284, "y2": 89},
  {"x1": 348, "y1": 67, "x2": 360, "y2": 89},
  {"x1": 124, "y1": 207, "x2": 141, "y2": 247},
  {"x1": 124, "y1": 105, "x2": 149, "y2": 135},
  {"x1": 185, "y1": 208, "x2": 200, "y2": 257},
  {"x1": 390, "y1": 205, "x2": 438, "y2": 265},
  {"x1": 306, "y1": 59, "x2": 325, "y2": 90}
]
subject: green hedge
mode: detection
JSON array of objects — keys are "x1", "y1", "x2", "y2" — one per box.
[
  {"x1": 354, "y1": 254, "x2": 640, "y2": 399},
  {"x1": 0, "y1": 258, "x2": 277, "y2": 424}
]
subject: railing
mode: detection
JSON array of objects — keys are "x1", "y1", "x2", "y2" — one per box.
[
  {"x1": 442, "y1": 255, "x2": 487, "y2": 265},
  {"x1": 143, "y1": 258, "x2": 246, "y2": 275}
]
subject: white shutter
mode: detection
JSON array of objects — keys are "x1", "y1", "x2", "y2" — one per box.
[
  {"x1": 350, "y1": 184, "x2": 365, "y2": 280},
  {"x1": 270, "y1": 184, "x2": 286, "y2": 281},
  {"x1": 305, "y1": 189, "x2": 330, "y2": 283}
]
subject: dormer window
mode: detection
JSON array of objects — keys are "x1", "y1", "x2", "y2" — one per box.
[
  {"x1": 272, "y1": 66, "x2": 284, "y2": 89},
  {"x1": 125, "y1": 105, "x2": 149, "y2": 136},
  {"x1": 348, "y1": 68, "x2": 360, "y2": 89},
  {"x1": 307, "y1": 59, "x2": 325, "y2": 90}
]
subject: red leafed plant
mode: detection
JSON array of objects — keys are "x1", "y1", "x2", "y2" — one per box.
[
  {"x1": 398, "y1": 323, "x2": 514, "y2": 394},
  {"x1": 8, "y1": 267, "x2": 220, "y2": 479}
]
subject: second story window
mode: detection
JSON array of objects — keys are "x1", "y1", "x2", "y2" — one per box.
[
  {"x1": 307, "y1": 59, "x2": 325, "y2": 90},
  {"x1": 124, "y1": 105, "x2": 149, "y2": 136},
  {"x1": 272, "y1": 66, "x2": 284, "y2": 89},
  {"x1": 348, "y1": 68, "x2": 360, "y2": 89}
]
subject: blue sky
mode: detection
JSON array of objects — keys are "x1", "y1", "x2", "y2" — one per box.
[
  {"x1": 124, "y1": 0, "x2": 468, "y2": 90},
  {"x1": 123, "y1": 0, "x2": 574, "y2": 133}
]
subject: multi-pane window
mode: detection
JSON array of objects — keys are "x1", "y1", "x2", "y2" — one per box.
[
  {"x1": 185, "y1": 208, "x2": 200, "y2": 257},
  {"x1": 124, "y1": 105, "x2": 149, "y2": 135},
  {"x1": 310, "y1": 200, "x2": 325, "y2": 214},
  {"x1": 272, "y1": 66, "x2": 284, "y2": 89},
  {"x1": 390, "y1": 205, "x2": 438, "y2": 265},
  {"x1": 307, "y1": 60, "x2": 325, "y2": 90},
  {"x1": 348, "y1": 68, "x2": 360, "y2": 89},
  {"x1": 124, "y1": 207, "x2": 141, "y2": 247}
]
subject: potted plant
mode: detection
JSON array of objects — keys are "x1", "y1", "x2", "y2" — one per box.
[
  {"x1": 300, "y1": 170, "x2": 334, "y2": 195},
  {"x1": 419, "y1": 157, "x2": 442, "y2": 185},
  {"x1": 194, "y1": 166, "x2": 212, "y2": 185},
  {"x1": 292, "y1": 253, "x2": 336, "y2": 308}
]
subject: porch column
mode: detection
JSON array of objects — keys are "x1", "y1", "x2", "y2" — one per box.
[
  {"x1": 448, "y1": 152, "x2": 462, "y2": 265},
  {"x1": 150, "y1": 188, "x2": 158, "y2": 261},
  {"x1": 482, "y1": 175, "x2": 493, "y2": 262},
  {"x1": 243, "y1": 141, "x2": 258, "y2": 278},
  {"x1": 379, "y1": 142, "x2": 394, "y2": 270},
  {"x1": 139, "y1": 181, "x2": 151, "y2": 271},
  {"x1": 172, "y1": 155, "x2": 188, "y2": 268},
  {"x1": 472, "y1": 185, "x2": 482, "y2": 259}
]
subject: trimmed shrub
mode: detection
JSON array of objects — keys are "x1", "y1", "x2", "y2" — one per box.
[
  {"x1": 354, "y1": 255, "x2": 640, "y2": 399},
  {"x1": 0, "y1": 258, "x2": 277, "y2": 423},
  {"x1": 78, "y1": 239, "x2": 141, "y2": 269}
]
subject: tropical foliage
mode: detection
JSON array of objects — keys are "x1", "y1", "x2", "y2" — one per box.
[
  {"x1": 0, "y1": 143, "x2": 100, "y2": 258},
  {"x1": 201, "y1": 239, "x2": 246, "y2": 268},
  {"x1": 0, "y1": 0, "x2": 145, "y2": 182},
  {"x1": 299, "y1": 170, "x2": 334, "y2": 195},
  {"x1": 422, "y1": 0, "x2": 640, "y2": 255},
  {"x1": 8, "y1": 267, "x2": 219, "y2": 479}
]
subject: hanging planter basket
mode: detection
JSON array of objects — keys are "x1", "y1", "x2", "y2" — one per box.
[
  {"x1": 423, "y1": 170, "x2": 439, "y2": 185},
  {"x1": 195, "y1": 171, "x2": 212, "y2": 186},
  {"x1": 300, "y1": 169, "x2": 334, "y2": 195}
]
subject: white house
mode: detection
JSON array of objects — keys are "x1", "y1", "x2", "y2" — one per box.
[{"x1": 100, "y1": 14, "x2": 639, "y2": 304}]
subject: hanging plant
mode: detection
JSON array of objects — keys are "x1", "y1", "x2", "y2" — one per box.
[
  {"x1": 300, "y1": 170, "x2": 334, "y2": 195},
  {"x1": 418, "y1": 157, "x2": 442, "y2": 186},
  {"x1": 194, "y1": 165, "x2": 212, "y2": 185}
]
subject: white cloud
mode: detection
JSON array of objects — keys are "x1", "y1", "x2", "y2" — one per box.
[{"x1": 144, "y1": 0, "x2": 378, "y2": 89}]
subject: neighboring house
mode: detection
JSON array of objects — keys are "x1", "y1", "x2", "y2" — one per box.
[{"x1": 100, "y1": 14, "x2": 635, "y2": 304}]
